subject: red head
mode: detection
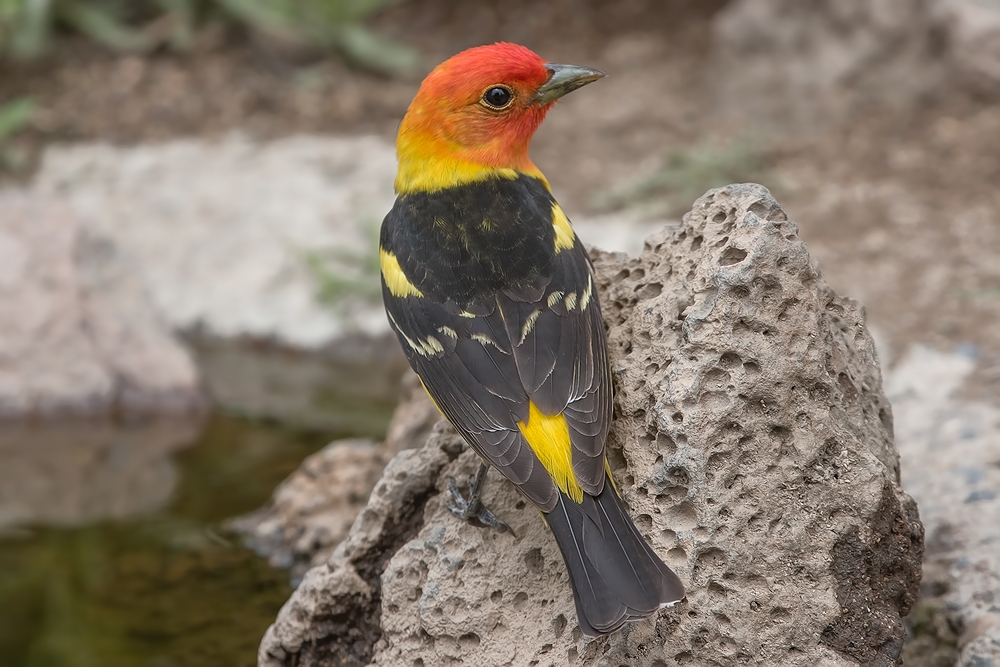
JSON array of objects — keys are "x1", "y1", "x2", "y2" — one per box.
[{"x1": 395, "y1": 43, "x2": 604, "y2": 193}]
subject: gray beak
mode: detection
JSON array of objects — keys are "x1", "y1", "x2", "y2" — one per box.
[{"x1": 534, "y1": 63, "x2": 606, "y2": 105}]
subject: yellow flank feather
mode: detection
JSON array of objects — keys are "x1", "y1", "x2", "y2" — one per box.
[
  {"x1": 418, "y1": 377, "x2": 446, "y2": 417},
  {"x1": 552, "y1": 204, "x2": 576, "y2": 252},
  {"x1": 380, "y1": 249, "x2": 424, "y2": 298},
  {"x1": 518, "y1": 401, "x2": 583, "y2": 503}
]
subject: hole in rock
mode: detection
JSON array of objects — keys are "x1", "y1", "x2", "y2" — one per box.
[
  {"x1": 719, "y1": 246, "x2": 748, "y2": 266},
  {"x1": 524, "y1": 548, "x2": 544, "y2": 573}
]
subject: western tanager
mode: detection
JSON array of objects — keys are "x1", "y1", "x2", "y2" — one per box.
[{"x1": 380, "y1": 42, "x2": 684, "y2": 636}]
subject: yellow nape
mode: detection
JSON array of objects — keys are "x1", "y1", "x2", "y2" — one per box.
[
  {"x1": 518, "y1": 401, "x2": 583, "y2": 503},
  {"x1": 380, "y1": 249, "x2": 424, "y2": 298},
  {"x1": 551, "y1": 204, "x2": 576, "y2": 252},
  {"x1": 395, "y1": 159, "x2": 517, "y2": 195},
  {"x1": 393, "y1": 136, "x2": 551, "y2": 194}
]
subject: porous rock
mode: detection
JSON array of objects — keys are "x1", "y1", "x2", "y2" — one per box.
[
  {"x1": 258, "y1": 423, "x2": 464, "y2": 667},
  {"x1": 259, "y1": 184, "x2": 923, "y2": 666}
]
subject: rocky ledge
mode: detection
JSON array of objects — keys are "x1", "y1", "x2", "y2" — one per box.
[{"x1": 254, "y1": 184, "x2": 924, "y2": 666}]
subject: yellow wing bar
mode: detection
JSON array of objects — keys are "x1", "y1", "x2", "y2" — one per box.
[
  {"x1": 552, "y1": 203, "x2": 576, "y2": 252},
  {"x1": 380, "y1": 248, "x2": 424, "y2": 298}
]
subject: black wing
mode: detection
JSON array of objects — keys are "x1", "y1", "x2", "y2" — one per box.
[{"x1": 382, "y1": 240, "x2": 610, "y2": 512}]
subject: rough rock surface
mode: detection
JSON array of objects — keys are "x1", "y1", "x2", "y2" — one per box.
[
  {"x1": 259, "y1": 423, "x2": 465, "y2": 667},
  {"x1": 28, "y1": 134, "x2": 398, "y2": 348},
  {"x1": 258, "y1": 184, "x2": 923, "y2": 666},
  {"x1": 711, "y1": 0, "x2": 1000, "y2": 126},
  {"x1": 234, "y1": 438, "x2": 385, "y2": 578},
  {"x1": 234, "y1": 376, "x2": 437, "y2": 578},
  {"x1": 381, "y1": 373, "x2": 440, "y2": 459},
  {"x1": 887, "y1": 346, "x2": 1000, "y2": 667},
  {"x1": 0, "y1": 192, "x2": 203, "y2": 417}
]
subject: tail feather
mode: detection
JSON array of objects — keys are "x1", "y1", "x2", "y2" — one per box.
[{"x1": 545, "y1": 476, "x2": 685, "y2": 636}]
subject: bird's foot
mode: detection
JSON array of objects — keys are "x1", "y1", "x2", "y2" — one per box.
[{"x1": 446, "y1": 474, "x2": 513, "y2": 534}]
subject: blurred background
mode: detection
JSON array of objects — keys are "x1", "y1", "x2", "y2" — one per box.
[{"x1": 1, "y1": 1, "x2": 999, "y2": 666}]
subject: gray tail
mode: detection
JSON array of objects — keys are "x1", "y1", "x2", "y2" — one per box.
[{"x1": 545, "y1": 476, "x2": 685, "y2": 636}]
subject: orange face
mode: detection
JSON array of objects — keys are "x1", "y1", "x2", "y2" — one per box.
[{"x1": 398, "y1": 43, "x2": 556, "y2": 172}]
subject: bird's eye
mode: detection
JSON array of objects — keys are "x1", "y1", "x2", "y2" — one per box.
[{"x1": 481, "y1": 85, "x2": 514, "y2": 110}]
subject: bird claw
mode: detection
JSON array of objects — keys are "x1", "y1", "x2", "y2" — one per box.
[{"x1": 445, "y1": 474, "x2": 513, "y2": 534}]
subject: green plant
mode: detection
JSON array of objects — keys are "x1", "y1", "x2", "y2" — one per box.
[
  {"x1": 0, "y1": 96, "x2": 33, "y2": 139},
  {"x1": 0, "y1": 0, "x2": 418, "y2": 76},
  {"x1": 0, "y1": 96, "x2": 34, "y2": 171},
  {"x1": 302, "y1": 222, "x2": 383, "y2": 313},
  {"x1": 593, "y1": 136, "x2": 774, "y2": 218},
  {"x1": 220, "y1": 0, "x2": 418, "y2": 75}
]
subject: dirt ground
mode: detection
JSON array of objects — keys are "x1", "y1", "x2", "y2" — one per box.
[{"x1": 1, "y1": 1, "x2": 997, "y2": 398}]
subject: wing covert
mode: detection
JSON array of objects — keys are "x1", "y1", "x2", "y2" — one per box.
[{"x1": 497, "y1": 242, "x2": 611, "y2": 495}]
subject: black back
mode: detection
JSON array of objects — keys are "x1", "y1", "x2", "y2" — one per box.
[{"x1": 380, "y1": 174, "x2": 558, "y2": 304}]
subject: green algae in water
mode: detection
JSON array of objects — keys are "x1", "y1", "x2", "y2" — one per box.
[
  {"x1": 0, "y1": 521, "x2": 289, "y2": 667},
  {"x1": 0, "y1": 413, "x2": 380, "y2": 667}
]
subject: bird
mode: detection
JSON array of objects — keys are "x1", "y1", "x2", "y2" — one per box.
[{"x1": 379, "y1": 42, "x2": 685, "y2": 637}]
